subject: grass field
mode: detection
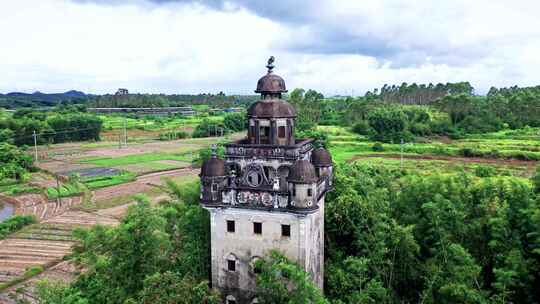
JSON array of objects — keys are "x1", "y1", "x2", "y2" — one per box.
[
  {"x1": 79, "y1": 152, "x2": 191, "y2": 167},
  {"x1": 322, "y1": 125, "x2": 540, "y2": 177},
  {"x1": 100, "y1": 114, "x2": 224, "y2": 131}
]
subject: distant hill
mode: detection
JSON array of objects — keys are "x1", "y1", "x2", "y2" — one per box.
[{"x1": 0, "y1": 90, "x2": 91, "y2": 108}]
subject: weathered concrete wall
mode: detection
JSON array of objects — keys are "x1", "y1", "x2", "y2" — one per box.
[{"x1": 208, "y1": 206, "x2": 324, "y2": 302}]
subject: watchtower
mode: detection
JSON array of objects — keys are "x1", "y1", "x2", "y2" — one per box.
[{"x1": 200, "y1": 57, "x2": 333, "y2": 304}]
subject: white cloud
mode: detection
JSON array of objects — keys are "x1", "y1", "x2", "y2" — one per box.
[{"x1": 0, "y1": 0, "x2": 539, "y2": 95}]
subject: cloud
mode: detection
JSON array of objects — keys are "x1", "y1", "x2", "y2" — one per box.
[{"x1": 0, "y1": 0, "x2": 539, "y2": 95}]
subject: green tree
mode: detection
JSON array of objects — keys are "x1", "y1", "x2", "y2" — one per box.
[
  {"x1": 223, "y1": 112, "x2": 246, "y2": 132},
  {"x1": 136, "y1": 272, "x2": 219, "y2": 304},
  {"x1": 255, "y1": 250, "x2": 327, "y2": 304}
]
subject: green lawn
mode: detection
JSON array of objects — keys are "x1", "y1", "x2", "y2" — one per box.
[
  {"x1": 82, "y1": 172, "x2": 137, "y2": 190},
  {"x1": 79, "y1": 152, "x2": 192, "y2": 167},
  {"x1": 100, "y1": 114, "x2": 225, "y2": 131}
]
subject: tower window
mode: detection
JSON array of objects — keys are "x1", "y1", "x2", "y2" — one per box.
[
  {"x1": 281, "y1": 224, "x2": 291, "y2": 237},
  {"x1": 278, "y1": 126, "x2": 286, "y2": 138},
  {"x1": 260, "y1": 126, "x2": 270, "y2": 144},
  {"x1": 227, "y1": 259, "x2": 236, "y2": 272},
  {"x1": 307, "y1": 188, "x2": 312, "y2": 197},
  {"x1": 227, "y1": 220, "x2": 235, "y2": 233},
  {"x1": 292, "y1": 185, "x2": 296, "y2": 196},
  {"x1": 212, "y1": 183, "x2": 218, "y2": 191},
  {"x1": 253, "y1": 222, "x2": 262, "y2": 235}
]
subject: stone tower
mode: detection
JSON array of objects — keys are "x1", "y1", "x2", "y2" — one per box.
[{"x1": 200, "y1": 57, "x2": 333, "y2": 304}]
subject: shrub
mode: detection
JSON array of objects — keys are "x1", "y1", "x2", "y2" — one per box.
[
  {"x1": 0, "y1": 215, "x2": 36, "y2": 239},
  {"x1": 410, "y1": 123, "x2": 431, "y2": 136},
  {"x1": 367, "y1": 107, "x2": 409, "y2": 143},
  {"x1": 192, "y1": 119, "x2": 229, "y2": 138},
  {"x1": 223, "y1": 112, "x2": 246, "y2": 132},
  {"x1": 158, "y1": 131, "x2": 189, "y2": 141},
  {"x1": 296, "y1": 129, "x2": 329, "y2": 148},
  {"x1": 474, "y1": 165, "x2": 497, "y2": 177},
  {"x1": 533, "y1": 166, "x2": 540, "y2": 193},
  {"x1": 372, "y1": 142, "x2": 385, "y2": 152},
  {"x1": 352, "y1": 120, "x2": 373, "y2": 136}
]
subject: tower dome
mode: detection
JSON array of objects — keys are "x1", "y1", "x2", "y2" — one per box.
[
  {"x1": 312, "y1": 148, "x2": 332, "y2": 167},
  {"x1": 201, "y1": 154, "x2": 225, "y2": 177},
  {"x1": 288, "y1": 160, "x2": 317, "y2": 183},
  {"x1": 247, "y1": 99, "x2": 296, "y2": 118},
  {"x1": 255, "y1": 73, "x2": 287, "y2": 94},
  {"x1": 254, "y1": 55, "x2": 287, "y2": 95}
]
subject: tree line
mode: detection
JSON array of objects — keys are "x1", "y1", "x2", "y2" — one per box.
[
  {"x1": 90, "y1": 93, "x2": 258, "y2": 109},
  {"x1": 286, "y1": 84, "x2": 540, "y2": 143},
  {"x1": 365, "y1": 82, "x2": 475, "y2": 105}
]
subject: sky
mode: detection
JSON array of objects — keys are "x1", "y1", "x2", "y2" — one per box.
[{"x1": 1, "y1": 0, "x2": 540, "y2": 96}]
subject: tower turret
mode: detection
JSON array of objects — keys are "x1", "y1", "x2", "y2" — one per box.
[
  {"x1": 247, "y1": 57, "x2": 296, "y2": 145},
  {"x1": 200, "y1": 145, "x2": 226, "y2": 204}
]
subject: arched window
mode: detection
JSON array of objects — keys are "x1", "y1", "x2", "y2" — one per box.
[
  {"x1": 226, "y1": 295, "x2": 237, "y2": 304},
  {"x1": 226, "y1": 253, "x2": 237, "y2": 272},
  {"x1": 251, "y1": 297, "x2": 260, "y2": 304}
]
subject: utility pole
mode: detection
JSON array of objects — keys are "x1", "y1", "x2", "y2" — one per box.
[{"x1": 32, "y1": 130, "x2": 38, "y2": 162}]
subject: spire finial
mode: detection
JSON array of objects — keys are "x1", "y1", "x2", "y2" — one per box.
[
  {"x1": 211, "y1": 144, "x2": 217, "y2": 157},
  {"x1": 266, "y1": 56, "x2": 275, "y2": 73}
]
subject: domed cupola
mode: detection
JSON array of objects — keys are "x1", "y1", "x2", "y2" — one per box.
[
  {"x1": 288, "y1": 160, "x2": 317, "y2": 183},
  {"x1": 288, "y1": 159, "x2": 318, "y2": 209},
  {"x1": 312, "y1": 148, "x2": 332, "y2": 167},
  {"x1": 200, "y1": 145, "x2": 226, "y2": 204},
  {"x1": 255, "y1": 73, "x2": 287, "y2": 95},
  {"x1": 247, "y1": 56, "x2": 297, "y2": 145},
  {"x1": 201, "y1": 155, "x2": 225, "y2": 177},
  {"x1": 311, "y1": 147, "x2": 333, "y2": 186}
]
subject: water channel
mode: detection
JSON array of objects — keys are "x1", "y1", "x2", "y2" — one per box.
[{"x1": 0, "y1": 201, "x2": 14, "y2": 222}]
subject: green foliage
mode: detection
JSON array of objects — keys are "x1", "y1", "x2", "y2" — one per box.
[
  {"x1": 136, "y1": 272, "x2": 219, "y2": 304},
  {"x1": 255, "y1": 250, "x2": 328, "y2": 304},
  {"x1": 289, "y1": 88, "x2": 324, "y2": 131},
  {"x1": 41, "y1": 182, "x2": 216, "y2": 304},
  {"x1": 35, "y1": 279, "x2": 89, "y2": 304},
  {"x1": 0, "y1": 143, "x2": 34, "y2": 181},
  {"x1": 192, "y1": 118, "x2": 229, "y2": 138},
  {"x1": 82, "y1": 172, "x2": 136, "y2": 190},
  {"x1": 324, "y1": 163, "x2": 540, "y2": 303},
  {"x1": 366, "y1": 81, "x2": 474, "y2": 104},
  {"x1": 46, "y1": 182, "x2": 84, "y2": 199},
  {"x1": 296, "y1": 129, "x2": 329, "y2": 148},
  {"x1": 352, "y1": 120, "x2": 373, "y2": 136},
  {"x1": 0, "y1": 215, "x2": 36, "y2": 239},
  {"x1": 223, "y1": 112, "x2": 247, "y2": 132},
  {"x1": 367, "y1": 106, "x2": 413, "y2": 143},
  {"x1": 158, "y1": 130, "x2": 189, "y2": 141},
  {"x1": 371, "y1": 142, "x2": 384, "y2": 152},
  {"x1": 196, "y1": 144, "x2": 225, "y2": 166},
  {"x1": 534, "y1": 166, "x2": 540, "y2": 193},
  {"x1": 47, "y1": 113, "x2": 102, "y2": 142}
]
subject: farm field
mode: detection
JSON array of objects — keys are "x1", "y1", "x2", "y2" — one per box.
[{"x1": 322, "y1": 125, "x2": 540, "y2": 177}]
